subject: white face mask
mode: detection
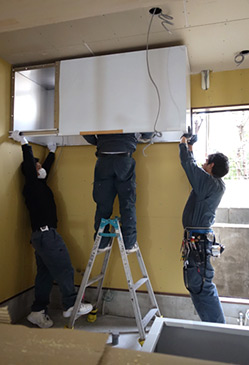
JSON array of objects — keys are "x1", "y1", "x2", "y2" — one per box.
[{"x1": 37, "y1": 168, "x2": 47, "y2": 179}]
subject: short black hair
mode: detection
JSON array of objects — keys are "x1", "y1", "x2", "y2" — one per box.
[{"x1": 207, "y1": 153, "x2": 229, "y2": 178}]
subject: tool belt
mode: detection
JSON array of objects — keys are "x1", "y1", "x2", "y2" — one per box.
[
  {"x1": 181, "y1": 227, "x2": 225, "y2": 295},
  {"x1": 181, "y1": 227, "x2": 224, "y2": 263}
]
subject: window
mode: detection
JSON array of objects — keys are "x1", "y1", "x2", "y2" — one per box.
[
  {"x1": 192, "y1": 106, "x2": 249, "y2": 300},
  {"x1": 192, "y1": 106, "x2": 249, "y2": 208}
]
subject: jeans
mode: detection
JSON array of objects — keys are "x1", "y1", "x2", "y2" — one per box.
[
  {"x1": 93, "y1": 155, "x2": 137, "y2": 249},
  {"x1": 30, "y1": 228, "x2": 77, "y2": 311},
  {"x1": 184, "y1": 242, "x2": 225, "y2": 323}
]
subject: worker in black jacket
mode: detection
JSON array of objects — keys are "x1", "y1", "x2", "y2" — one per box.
[
  {"x1": 10, "y1": 131, "x2": 92, "y2": 328},
  {"x1": 83, "y1": 132, "x2": 153, "y2": 253}
]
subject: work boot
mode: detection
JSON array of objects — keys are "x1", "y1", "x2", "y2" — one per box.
[{"x1": 27, "y1": 310, "x2": 53, "y2": 328}]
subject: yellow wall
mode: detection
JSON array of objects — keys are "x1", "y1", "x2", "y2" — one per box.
[
  {"x1": 0, "y1": 59, "x2": 46, "y2": 302},
  {"x1": 191, "y1": 69, "x2": 249, "y2": 108},
  {"x1": 0, "y1": 56, "x2": 189, "y2": 303},
  {"x1": 48, "y1": 143, "x2": 189, "y2": 294},
  {"x1": 3, "y1": 61, "x2": 249, "y2": 304}
]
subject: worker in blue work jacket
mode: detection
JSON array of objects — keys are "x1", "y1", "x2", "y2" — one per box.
[
  {"x1": 9, "y1": 131, "x2": 92, "y2": 328},
  {"x1": 179, "y1": 133, "x2": 229, "y2": 323},
  {"x1": 83, "y1": 133, "x2": 153, "y2": 253}
]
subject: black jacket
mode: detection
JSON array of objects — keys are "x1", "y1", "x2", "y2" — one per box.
[
  {"x1": 21, "y1": 144, "x2": 57, "y2": 231},
  {"x1": 83, "y1": 133, "x2": 153, "y2": 154}
]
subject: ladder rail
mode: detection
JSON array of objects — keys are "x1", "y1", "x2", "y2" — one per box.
[
  {"x1": 94, "y1": 237, "x2": 114, "y2": 310},
  {"x1": 135, "y1": 249, "x2": 161, "y2": 317},
  {"x1": 68, "y1": 217, "x2": 161, "y2": 342},
  {"x1": 68, "y1": 226, "x2": 106, "y2": 328},
  {"x1": 115, "y1": 222, "x2": 147, "y2": 340}
]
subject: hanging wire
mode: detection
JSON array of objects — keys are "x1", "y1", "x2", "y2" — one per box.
[
  {"x1": 158, "y1": 13, "x2": 174, "y2": 34},
  {"x1": 143, "y1": 8, "x2": 174, "y2": 155},
  {"x1": 146, "y1": 10, "x2": 162, "y2": 137},
  {"x1": 234, "y1": 50, "x2": 249, "y2": 66}
]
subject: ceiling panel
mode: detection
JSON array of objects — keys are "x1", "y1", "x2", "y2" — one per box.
[{"x1": 0, "y1": 0, "x2": 249, "y2": 73}]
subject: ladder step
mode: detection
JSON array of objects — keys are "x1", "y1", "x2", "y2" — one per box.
[
  {"x1": 142, "y1": 308, "x2": 159, "y2": 329},
  {"x1": 86, "y1": 274, "x2": 104, "y2": 287},
  {"x1": 133, "y1": 277, "x2": 148, "y2": 291}
]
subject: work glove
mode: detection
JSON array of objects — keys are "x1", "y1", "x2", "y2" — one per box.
[
  {"x1": 139, "y1": 136, "x2": 152, "y2": 143},
  {"x1": 47, "y1": 142, "x2": 57, "y2": 153},
  {"x1": 188, "y1": 134, "x2": 198, "y2": 145},
  {"x1": 138, "y1": 132, "x2": 154, "y2": 143},
  {"x1": 181, "y1": 132, "x2": 192, "y2": 139},
  {"x1": 9, "y1": 130, "x2": 28, "y2": 145}
]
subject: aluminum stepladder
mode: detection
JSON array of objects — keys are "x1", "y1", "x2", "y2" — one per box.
[{"x1": 68, "y1": 217, "x2": 161, "y2": 343}]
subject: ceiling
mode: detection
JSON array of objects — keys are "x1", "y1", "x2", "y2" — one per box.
[{"x1": 1, "y1": 0, "x2": 249, "y2": 74}]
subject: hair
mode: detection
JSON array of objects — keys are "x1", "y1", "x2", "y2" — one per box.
[
  {"x1": 20, "y1": 157, "x2": 39, "y2": 176},
  {"x1": 207, "y1": 152, "x2": 229, "y2": 178}
]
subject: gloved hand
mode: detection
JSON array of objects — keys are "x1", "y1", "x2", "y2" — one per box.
[
  {"x1": 181, "y1": 132, "x2": 192, "y2": 139},
  {"x1": 188, "y1": 134, "x2": 198, "y2": 145},
  {"x1": 9, "y1": 130, "x2": 28, "y2": 145},
  {"x1": 47, "y1": 142, "x2": 57, "y2": 153},
  {"x1": 138, "y1": 132, "x2": 154, "y2": 143}
]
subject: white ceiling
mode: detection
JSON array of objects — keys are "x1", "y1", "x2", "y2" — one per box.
[{"x1": 1, "y1": 0, "x2": 249, "y2": 73}]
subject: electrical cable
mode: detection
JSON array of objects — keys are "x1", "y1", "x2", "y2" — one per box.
[
  {"x1": 158, "y1": 13, "x2": 174, "y2": 34},
  {"x1": 143, "y1": 8, "x2": 174, "y2": 156},
  {"x1": 234, "y1": 50, "x2": 249, "y2": 66},
  {"x1": 146, "y1": 9, "x2": 162, "y2": 139}
]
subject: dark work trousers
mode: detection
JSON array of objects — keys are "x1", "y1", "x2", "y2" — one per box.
[
  {"x1": 93, "y1": 155, "x2": 137, "y2": 249},
  {"x1": 30, "y1": 228, "x2": 77, "y2": 312},
  {"x1": 184, "y1": 240, "x2": 225, "y2": 323}
]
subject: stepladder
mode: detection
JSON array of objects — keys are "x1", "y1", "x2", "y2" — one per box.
[{"x1": 68, "y1": 217, "x2": 161, "y2": 343}]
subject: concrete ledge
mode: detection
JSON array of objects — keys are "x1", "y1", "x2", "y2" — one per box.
[
  {"x1": 2, "y1": 286, "x2": 249, "y2": 326},
  {"x1": 216, "y1": 208, "x2": 249, "y2": 224},
  {"x1": 0, "y1": 288, "x2": 34, "y2": 323},
  {"x1": 214, "y1": 223, "x2": 249, "y2": 229}
]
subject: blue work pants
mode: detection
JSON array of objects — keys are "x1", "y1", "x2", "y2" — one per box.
[
  {"x1": 30, "y1": 228, "x2": 77, "y2": 312},
  {"x1": 184, "y1": 241, "x2": 225, "y2": 323},
  {"x1": 93, "y1": 155, "x2": 137, "y2": 249}
]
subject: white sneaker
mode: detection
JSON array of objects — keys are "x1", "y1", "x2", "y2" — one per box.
[
  {"x1": 126, "y1": 242, "x2": 139, "y2": 254},
  {"x1": 27, "y1": 310, "x2": 53, "y2": 328},
  {"x1": 97, "y1": 244, "x2": 112, "y2": 252},
  {"x1": 63, "y1": 303, "x2": 93, "y2": 318}
]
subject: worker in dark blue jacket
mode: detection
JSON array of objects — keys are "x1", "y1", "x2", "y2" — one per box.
[
  {"x1": 179, "y1": 134, "x2": 229, "y2": 323},
  {"x1": 9, "y1": 131, "x2": 92, "y2": 328},
  {"x1": 83, "y1": 133, "x2": 153, "y2": 253}
]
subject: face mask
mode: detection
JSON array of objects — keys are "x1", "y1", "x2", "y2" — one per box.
[{"x1": 37, "y1": 168, "x2": 47, "y2": 179}]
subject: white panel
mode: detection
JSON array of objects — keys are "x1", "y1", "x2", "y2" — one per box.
[
  {"x1": 14, "y1": 73, "x2": 46, "y2": 131},
  {"x1": 13, "y1": 68, "x2": 55, "y2": 132},
  {"x1": 59, "y1": 46, "x2": 190, "y2": 135}
]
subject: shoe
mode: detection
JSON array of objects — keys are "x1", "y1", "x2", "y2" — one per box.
[
  {"x1": 27, "y1": 310, "x2": 53, "y2": 328},
  {"x1": 98, "y1": 244, "x2": 112, "y2": 252},
  {"x1": 126, "y1": 242, "x2": 139, "y2": 254},
  {"x1": 63, "y1": 303, "x2": 93, "y2": 318},
  {"x1": 98, "y1": 237, "x2": 112, "y2": 252}
]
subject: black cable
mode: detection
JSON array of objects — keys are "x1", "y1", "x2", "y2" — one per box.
[{"x1": 234, "y1": 50, "x2": 249, "y2": 66}]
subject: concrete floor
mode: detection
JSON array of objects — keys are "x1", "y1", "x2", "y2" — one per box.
[{"x1": 18, "y1": 309, "x2": 146, "y2": 351}]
